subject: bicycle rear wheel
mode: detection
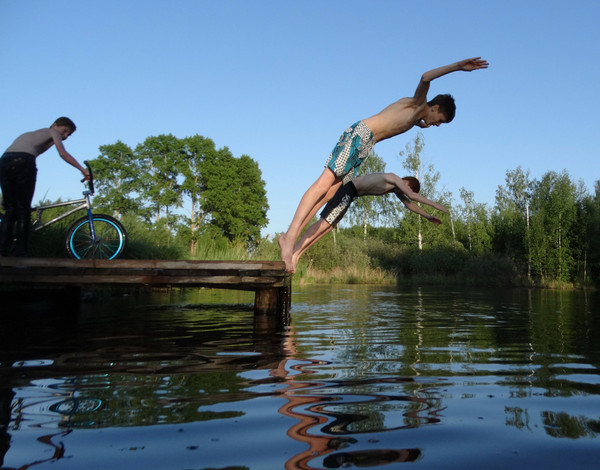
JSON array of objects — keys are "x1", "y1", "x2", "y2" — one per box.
[{"x1": 66, "y1": 214, "x2": 127, "y2": 259}]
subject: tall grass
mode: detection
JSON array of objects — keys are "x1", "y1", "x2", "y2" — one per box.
[
  {"x1": 28, "y1": 203, "x2": 85, "y2": 258},
  {"x1": 298, "y1": 265, "x2": 396, "y2": 285},
  {"x1": 23, "y1": 210, "x2": 585, "y2": 289},
  {"x1": 193, "y1": 239, "x2": 253, "y2": 261}
]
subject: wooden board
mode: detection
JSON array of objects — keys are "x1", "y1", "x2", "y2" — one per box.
[{"x1": 0, "y1": 258, "x2": 289, "y2": 290}]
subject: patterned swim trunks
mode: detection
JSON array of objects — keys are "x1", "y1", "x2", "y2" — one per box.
[
  {"x1": 325, "y1": 121, "x2": 375, "y2": 182},
  {"x1": 320, "y1": 181, "x2": 358, "y2": 226}
]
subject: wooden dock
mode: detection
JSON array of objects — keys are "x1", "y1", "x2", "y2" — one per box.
[{"x1": 0, "y1": 257, "x2": 292, "y2": 317}]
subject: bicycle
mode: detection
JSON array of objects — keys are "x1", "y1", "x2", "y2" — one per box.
[{"x1": 0, "y1": 161, "x2": 127, "y2": 259}]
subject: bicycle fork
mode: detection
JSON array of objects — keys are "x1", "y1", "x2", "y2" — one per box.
[{"x1": 82, "y1": 192, "x2": 99, "y2": 243}]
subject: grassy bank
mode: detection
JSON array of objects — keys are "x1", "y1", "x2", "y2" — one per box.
[{"x1": 26, "y1": 217, "x2": 595, "y2": 289}]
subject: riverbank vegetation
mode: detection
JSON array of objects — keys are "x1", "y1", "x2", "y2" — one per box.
[{"x1": 19, "y1": 133, "x2": 600, "y2": 289}]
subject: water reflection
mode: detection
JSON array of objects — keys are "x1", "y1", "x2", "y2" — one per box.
[
  {"x1": 0, "y1": 286, "x2": 599, "y2": 469},
  {"x1": 273, "y1": 331, "x2": 427, "y2": 468}
]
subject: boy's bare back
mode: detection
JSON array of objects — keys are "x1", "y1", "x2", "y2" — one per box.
[
  {"x1": 6, "y1": 128, "x2": 57, "y2": 157},
  {"x1": 363, "y1": 97, "x2": 424, "y2": 143}
]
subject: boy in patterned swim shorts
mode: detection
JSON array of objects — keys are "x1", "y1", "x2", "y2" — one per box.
[
  {"x1": 279, "y1": 56, "x2": 488, "y2": 272},
  {"x1": 326, "y1": 120, "x2": 376, "y2": 186},
  {"x1": 289, "y1": 172, "x2": 448, "y2": 272}
]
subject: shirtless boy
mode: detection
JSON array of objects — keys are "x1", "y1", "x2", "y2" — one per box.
[
  {"x1": 289, "y1": 172, "x2": 448, "y2": 272},
  {"x1": 279, "y1": 57, "x2": 488, "y2": 272},
  {"x1": 0, "y1": 117, "x2": 90, "y2": 256}
]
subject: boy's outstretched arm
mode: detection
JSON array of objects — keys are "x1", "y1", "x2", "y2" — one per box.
[
  {"x1": 422, "y1": 57, "x2": 489, "y2": 82},
  {"x1": 392, "y1": 181, "x2": 447, "y2": 225},
  {"x1": 393, "y1": 178, "x2": 448, "y2": 213},
  {"x1": 401, "y1": 199, "x2": 443, "y2": 225},
  {"x1": 413, "y1": 57, "x2": 489, "y2": 103},
  {"x1": 50, "y1": 129, "x2": 90, "y2": 181}
]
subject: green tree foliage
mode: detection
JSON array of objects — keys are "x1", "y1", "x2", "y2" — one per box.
[
  {"x1": 90, "y1": 134, "x2": 268, "y2": 254},
  {"x1": 234, "y1": 155, "x2": 269, "y2": 243},
  {"x1": 570, "y1": 180, "x2": 596, "y2": 283},
  {"x1": 179, "y1": 135, "x2": 219, "y2": 255},
  {"x1": 492, "y1": 166, "x2": 531, "y2": 267},
  {"x1": 456, "y1": 187, "x2": 492, "y2": 254},
  {"x1": 398, "y1": 132, "x2": 451, "y2": 249},
  {"x1": 587, "y1": 182, "x2": 600, "y2": 281},
  {"x1": 90, "y1": 141, "x2": 143, "y2": 217},
  {"x1": 135, "y1": 134, "x2": 185, "y2": 224},
  {"x1": 200, "y1": 145, "x2": 266, "y2": 245},
  {"x1": 529, "y1": 171, "x2": 578, "y2": 283},
  {"x1": 200, "y1": 147, "x2": 269, "y2": 244}
]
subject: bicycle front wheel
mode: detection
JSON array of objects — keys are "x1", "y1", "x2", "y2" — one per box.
[{"x1": 66, "y1": 214, "x2": 127, "y2": 260}]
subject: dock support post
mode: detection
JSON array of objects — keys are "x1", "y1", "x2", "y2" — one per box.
[
  {"x1": 254, "y1": 274, "x2": 292, "y2": 317},
  {"x1": 254, "y1": 287, "x2": 278, "y2": 315}
]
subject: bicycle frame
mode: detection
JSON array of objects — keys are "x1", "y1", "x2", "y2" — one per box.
[
  {"x1": 31, "y1": 190, "x2": 95, "y2": 237},
  {"x1": 1, "y1": 161, "x2": 126, "y2": 259}
]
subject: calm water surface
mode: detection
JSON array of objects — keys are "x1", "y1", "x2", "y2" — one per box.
[{"x1": 1, "y1": 285, "x2": 599, "y2": 469}]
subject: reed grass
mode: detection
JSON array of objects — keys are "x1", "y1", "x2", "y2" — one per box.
[
  {"x1": 297, "y1": 265, "x2": 397, "y2": 285},
  {"x1": 23, "y1": 211, "x2": 594, "y2": 289}
]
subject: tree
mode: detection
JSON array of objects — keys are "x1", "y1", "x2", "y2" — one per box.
[
  {"x1": 459, "y1": 187, "x2": 474, "y2": 251},
  {"x1": 233, "y1": 154, "x2": 269, "y2": 244},
  {"x1": 398, "y1": 132, "x2": 450, "y2": 249},
  {"x1": 179, "y1": 135, "x2": 218, "y2": 255},
  {"x1": 200, "y1": 148, "x2": 268, "y2": 245},
  {"x1": 89, "y1": 141, "x2": 143, "y2": 217},
  {"x1": 135, "y1": 134, "x2": 185, "y2": 225},
  {"x1": 529, "y1": 170, "x2": 577, "y2": 283},
  {"x1": 572, "y1": 180, "x2": 600, "y2": 284},
  {"x1": 492, "y1": 166, "x2": 532, "y2": 279},
  {"x1": 590, "y1": 181, "x2": 600, "y2": 283},
  {"x1": 457, "y1": 187, "x2": 491, "y2": 254}
]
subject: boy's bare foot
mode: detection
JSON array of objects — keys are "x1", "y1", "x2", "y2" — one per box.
[
  {"x1": 291, "y1": 251, "x2": 300, "y2": 274},
  {"x1": 278, "y1": 234, "x2": 294, "y2": 272}
]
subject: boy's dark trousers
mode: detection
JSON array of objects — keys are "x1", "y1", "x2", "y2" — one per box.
[{"x1": 0, "y1": 153, "x2": 37, "y2": 256}]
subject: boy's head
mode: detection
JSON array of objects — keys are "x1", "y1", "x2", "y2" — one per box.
[
  {"x1": 427, "y1": 94, "x2": 456, "y2": 124},
  {"x1": 51, "y1": 117, "x2": 76, "y2": 140},
  {"x1": 402, "y1": 176, "x2": 421, "y2": 193},
  {"x1": 52, "y1": 117, "x2": 77, "y2": 133}
]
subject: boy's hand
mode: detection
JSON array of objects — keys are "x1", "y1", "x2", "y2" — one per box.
[
  {"x1": 81, "y1": 169, "x2": 91, "y2": 182},
  {"x1": 432, "y1": 202, "x2": 448, "y2": 213},
  {"x1": 426, "y1": 215, "x2": 443, "y2": 225},
  {"x1": 458, "y1": 57, "x2": 489, "y2": 72}
]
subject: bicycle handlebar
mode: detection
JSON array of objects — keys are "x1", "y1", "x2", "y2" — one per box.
[{"x1": 84, "y1": 161, "x2": 95, "y2": 195}]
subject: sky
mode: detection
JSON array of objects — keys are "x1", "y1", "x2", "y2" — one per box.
[{"x1": 1, "y1": 0, "x2": 599, "y2": 237}]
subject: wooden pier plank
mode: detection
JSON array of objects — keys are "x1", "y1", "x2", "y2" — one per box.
[{"x1": 0, "y1": 257, "x2": 292, "y2": 316}]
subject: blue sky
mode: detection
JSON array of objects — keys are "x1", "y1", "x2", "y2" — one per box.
[{"x1": 1, "y1": 0, "x2": 598, "y2": 236}]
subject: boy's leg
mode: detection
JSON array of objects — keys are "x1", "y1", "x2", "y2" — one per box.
[
  {"x1": 12, "y1": 160, "x2": 37, "y2": 256},
  {"x1": 297, "y1": 179, "x2": 341, "y2": 231},
  {"x1": 291, "y1": 218, "x2": 333, "y2": 273},
  {"x1": 0, "y1": 207, "x2": 15, "y2": 256},
  {"x1": 290, "y1": 179, "x2": 359, "y2": 272},
  {"x1": 0, "y1": 158, "x2": 17, "y2": 256},
  {"x1": 279, "y1": 168, "x2": 338, "y2": 271}
]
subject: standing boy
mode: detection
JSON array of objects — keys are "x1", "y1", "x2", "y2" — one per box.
[
  {"x1": 0, "y1": 117, "x2": 90, "y2": 256},
  {"x1": 279, "y1": 57, "x2": 488, "y2": 271}
]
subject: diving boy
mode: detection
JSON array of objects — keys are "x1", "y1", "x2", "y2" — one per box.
[{"x1": 279, "y1": 57, "x2": 488, "y2": 271}]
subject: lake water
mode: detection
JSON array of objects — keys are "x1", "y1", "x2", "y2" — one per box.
[{"x1": 1, "y1": 285, "x2": 599, "y2": 469}]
